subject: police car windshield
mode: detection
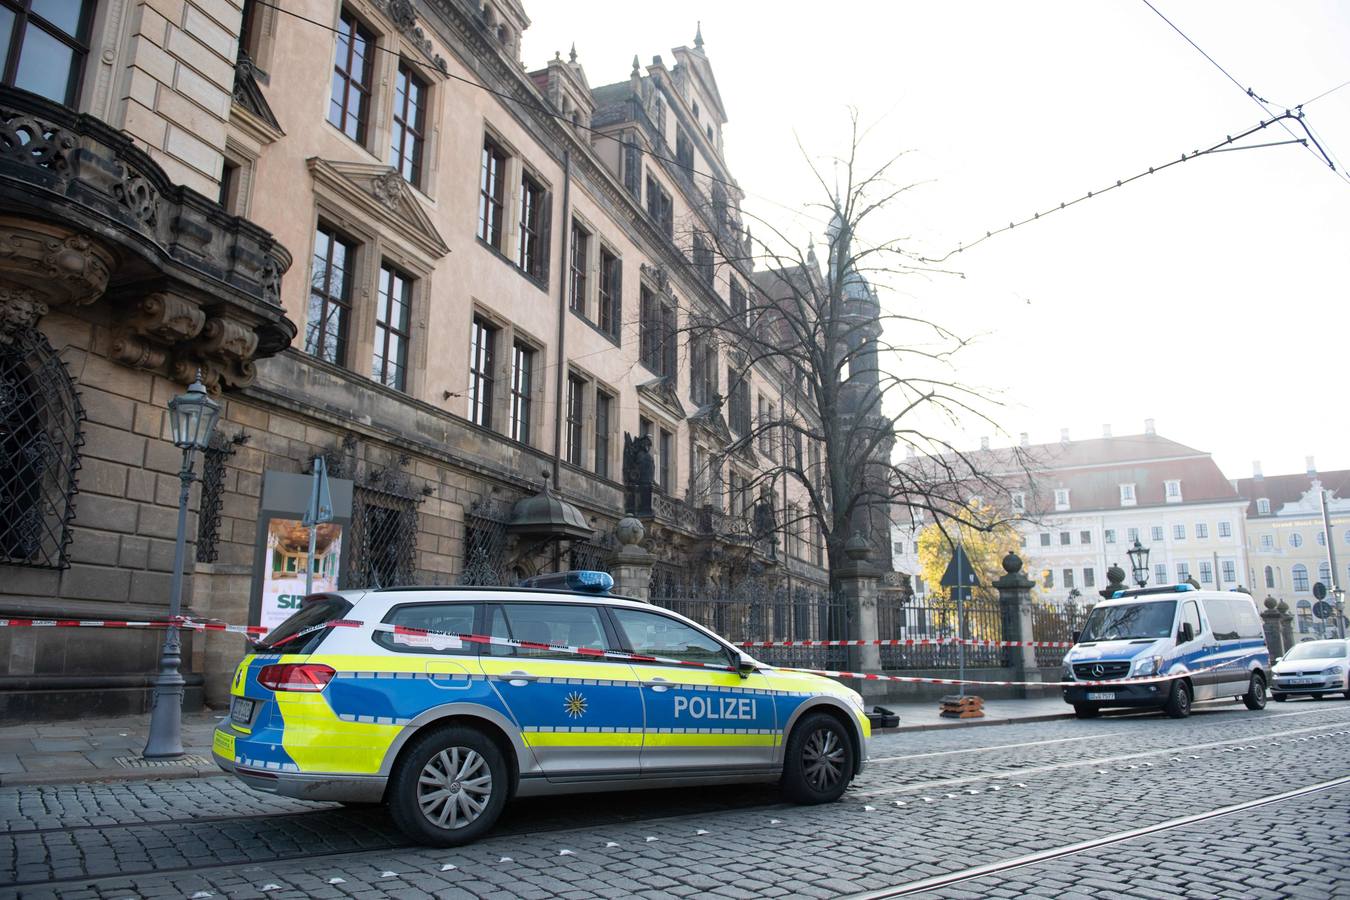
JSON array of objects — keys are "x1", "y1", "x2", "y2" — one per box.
[
  {"x1": 256, "y1": 595, "x2": 353, "y2": 653},
  {"x1": 1284, "y1": 640, "x2": 1348, "y2": 661},
  {"x1": 1079, "y1": 601, "x2": 1176, "y2": 643}
]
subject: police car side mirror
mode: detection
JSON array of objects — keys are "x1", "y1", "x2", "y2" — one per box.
[
  {"x1": 736, "y1": 658, "x2": 757, "y2": 679},
  {"x1": 1071, "y1": 630, "x2": 1081, "y2": 644}
]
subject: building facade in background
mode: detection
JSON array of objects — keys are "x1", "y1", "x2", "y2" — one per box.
[
  {"x1": 0, "y1": 0, "x2": 837, "y2": 718},
  {"x1": 1235, "y1": 460, "x2": 1349, "y2": 638}
]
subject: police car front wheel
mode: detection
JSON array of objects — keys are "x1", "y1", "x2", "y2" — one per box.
[
  {"x1": 388, "y1": 725, "x2": 508, "y2": 846},
  {"x1": 782, "y1": 712, "x2": 855, "y2": 804}
]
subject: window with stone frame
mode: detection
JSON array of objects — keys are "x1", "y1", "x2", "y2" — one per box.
[
  {"x1": 646, "y1": 173, "x2": 673, "y2": 237},
  {"x1": 372, "y1": 264, "x2": 412, "y2": 391},
  {"x1": 508, "y1": 341, "x2": 533, "y2": 443},
  {"x1": 1083, "y1": 567, "x2": 1095, "y2": 588},
  {"x1": 307, "y1": 224, "x2": 356, "y2": 365},
  {"x1": 689, "y1": 331, "x2": 717, "y2": 406},
  {"x1": 564, "y1": 373, "x2": 585, "y2": 466},
  {"x1": 659, "y1": 428, "x2": 672, "y2": 492},
  {"x1": 569, "y1": 219, "x2": 590, "y2": 314},
  {"x1": 0, "y1": 327, "x2": 84, "y2": 568},
  {"x1": 639, "y1": 285, "x2": 675, "y2": 377},
  {"x1": 517, "y1": 171, "x2": 549, "y2": 280},
  {"x1": 468, "y1": 316, "x2": 496, "y2": 429},
  {"x1": 597, "y1": 247, "x2": 621, "y2": 341},
  {"x1": 728, "y1": 369, "x2": 750, "y2": 436},
  {"x1": 0, "y1": 0, "x2": 94, "y2": 105},
  {"x1": 594, "y1": 388, "x2": 612, "y2": 478},
  {"x1": 693, "y1": 232, "x2": 713, "y2": 284},
  {"x1": 730, "y1": 278, "x2": 750, "y2": 330},
  {"x1": 675, "y1": 127, "x2": 693, "y2": 170},
  {"x1": 478, "y1": 136, "x2": 507, "y2": 248},
  {"x1": 328, "y1": 8, "x2": 375, "y2": 144},
  {"x1": 390, "y1": 61, "x2": 428, "y2": 186}
]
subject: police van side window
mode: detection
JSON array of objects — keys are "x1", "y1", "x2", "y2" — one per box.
[
  {"x1": 497, "y1": 603, "x2": 611, "y2": 660},
  {"x1": 1202, "y1": 598, "x2": 1239, "y2": 641},
  {"x1": 1228, "y1": 598, "x2": 1263, "y2": 640},
  {"x1": 1181, "y1": 601, "x2": 1202, "y2": 641},
  {"x1": 610, "y1": 608, "x2": 730, "y2": 666},
  {"x1": 374, "y1": 603, "x2": 478, "y2": 655}
]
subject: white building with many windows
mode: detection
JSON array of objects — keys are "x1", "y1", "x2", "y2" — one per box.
[{"x1": 894, "y1": 423, "x2": 1251, "y2": 605}]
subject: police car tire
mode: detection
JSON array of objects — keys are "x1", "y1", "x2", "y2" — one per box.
[
  {"x1": 781, "y1": 712, "x2": 855, "y2": 804},
  {"x1": 388, "y1": 725, "x2": 507, "y2": 847},
  {"x1": 1163, "y1": 680, "x2": 1191, "y2": 719}
]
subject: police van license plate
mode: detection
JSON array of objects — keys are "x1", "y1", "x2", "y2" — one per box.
[
  {"x1": 230, "y1": 697, "x2": 255, "y2": 724},
  {"x1": 1086, "y1": 692, "x2": 1115, "y2": 701}
]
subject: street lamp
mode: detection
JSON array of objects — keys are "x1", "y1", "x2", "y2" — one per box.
[
  {"x1": 144, "y1": 373, "x2": 221, "y2": 759},
  {"x1": 1126, "y1": 539, "x2": 1151, "y2": 589}
]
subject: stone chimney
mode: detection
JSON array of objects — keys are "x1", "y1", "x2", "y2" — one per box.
[
  {"x1": 1060, "y1": 428, "x2": 1070, "y2": 443},
  {"x1": 1144, "y1": 418, "x2": 1155, "y2": 436},
  {"x1": 1019, "y1": 432, "x2": 1029, "y2": 448},
  {"x1": 980, "y1": 437, "x2": 990, "y2": 451},
  {"x1": 1102, "y1": 424, "x2": 1112, "y2": 438},
  {"x1": 1307, "y1": 455, "x2": 1316, "y2": 476},
  {"x1": 1252, "y1": 460, "x2": 1263, "y2": 479}
]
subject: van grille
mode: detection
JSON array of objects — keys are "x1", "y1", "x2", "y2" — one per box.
[{"x1": 1073, "y1": 661, "x2": 1131, "y2": 680}]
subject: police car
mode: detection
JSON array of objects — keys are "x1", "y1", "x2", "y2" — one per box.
[{"x1": 213, "y1": 572, "x2": 870, "y2": 846}]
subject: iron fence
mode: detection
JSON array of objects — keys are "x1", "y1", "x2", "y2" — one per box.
[
  {"x1": 1032, "y1": 599, "x2": 1092, "y2": 667},
  {"x1": 876, "y1": 593, "x2": 1006, "y2": 669}
]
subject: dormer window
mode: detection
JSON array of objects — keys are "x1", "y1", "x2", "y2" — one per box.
[
  {"x1": 1054, "y1": 489, "x2": 1070, "y2": 511},
  {"x1": 1165, "y1": 479, "x2": 1182, "y2": 503},
  {"x1": 1257, "y1": 498, "x2": 1270, "y2": 515},
  {"x1": 1120, "y1": 483, "x2": 1136, "y2": 506}
]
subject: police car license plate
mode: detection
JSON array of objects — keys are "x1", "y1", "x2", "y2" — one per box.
[
  {"x1": 230, "y1": 697, "x2": 255, "y2": 725},
  {"x1": 1086, "y1": 692, "x2": 1115, "y2": 701}
]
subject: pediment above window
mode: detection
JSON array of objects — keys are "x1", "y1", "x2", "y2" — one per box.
[
  {"x1": 636, "y1": 375, "x2": 686, "y2": 421},
  {"x1": 307, "y1": 158, "x2": 449, "y2": 260}
]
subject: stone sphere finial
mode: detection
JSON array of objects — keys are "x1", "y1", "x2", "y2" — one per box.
[
  {"x1": 1277, "y1": 599, "x2": 1290, "y2": 613},
  {"x1": 1264, "y1": 595, "x2": 1278, "y2": 610},
  {"x1": 844, "y1": 531, "x2": 871, "y2": 561},
  {"x1": 1002, "y1": 551, "x2": 1022, "y2": 574},
  {"x1": 615, "y1": 516, "x2": 645, "y2": 548}
]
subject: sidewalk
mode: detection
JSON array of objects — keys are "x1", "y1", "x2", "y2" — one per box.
[{"x1": 0, "y1": 696, "x2": 1083, "y2": 787}]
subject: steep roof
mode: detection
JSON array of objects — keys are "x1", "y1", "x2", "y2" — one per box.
[{"x1": 1233, "y1": 469, "x2": 1350, "y2": 518}]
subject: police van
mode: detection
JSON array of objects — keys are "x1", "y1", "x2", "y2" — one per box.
[
  {"x1": 1060, "y1": 584, "x2": 1270, "y2": 719},
  {"x1": 213, "y1": 572, "x2": 870, "y2": 846}
]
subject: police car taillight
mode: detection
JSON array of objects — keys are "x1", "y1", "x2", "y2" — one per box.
[{"x1": 258, "y1": 663, "x2": 335, "y2": 692}]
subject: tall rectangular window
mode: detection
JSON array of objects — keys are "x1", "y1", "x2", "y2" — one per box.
[
  {"x1": 509, "y1": 342, "x2": 532, "y2": 443},
  {"x1": 1104, "y1": 529, "x2": 1115, "y2": 543},
  {"x1": 1195, "y1": 523, "x2": 1208, "y2": 539},
  {"x1": 1221, "y1": 560, "x2": 1236, "y2": 582},
  {"x1": 1174, "y1": 524, "x2": 1186, "y2": 540},
  {"x1": 729, "y1": 371, "x2": 750, "y2": 435},
  {"x1": 0, "y1": 0, "x2": 93, "y2": 105},
  {"x1": 569, "y1": 220, "x2": 589, "y2": 314},
  {"x1": 1176, "y1": 562, "x2": 1190, "y2": 581},
  {"x1": 478, "y1": 137, "x2": 506, "y2": 248},
  {"x1": 469, "y1": 317, "x2": 496, "y2": 428},
  {"x1": 1151, "y1": 526, "x2": 1164, "y2": 542},
  {"x1": 372, "y1": 264, "x2": 411, "y2": 390},
  {"x1": 659, "y1": 428, "x2": 672, "y2": 492},
  {"x1": 1080, "y1": 530, "x2": 1091, "y2": 544},
  {"x1": 639, "y1": 286, "x2": 673, "y2": 376},
  {"x1": 1083, "y1": 568, "x2": 1095, "y2": 588},
  {"x1": 1128, "y1": 527, "x2": 1140, "y2": 543},
  {"x1": 594, "y1": 390, "x2": 612, "y2": 478},
  {"x1": 730, "y1": 279, "x2": 749, "y2": 329},
  {"x1": 518, "y1": 172, "x2": 547, "y2": 278},
  {"x1": 1063, "y1": 568, "x2": 1075, "y2": 589},
  {"x1": 328, "y1": 9, "x2": 374, "y2": 143},
  {"x1": 390, "y1": 62, "x2": 427, "y2": 185},
  {"x1": 307, "y1": 225, "x2": 354, "y2": 366},
  {"x1": 1199, "y1": 561, "x2": 1213, "y2": 584},
  {"x1": 693, "y1": 232, "x2": 713, "y2": 283},
  {"x1": 1218, "y1": 521, "x2": 1232, "y2": 538},
  {"x1": 690, "y1": 334, "x2": 716, "y2": 405},
  {"x1": 1154, "y1": 563, "x2": 1167, "y2": 584},
  {"x1": 598, "y1": 248, "x2": 620, "y2": 339},
  {"x1": 565, "y1": 374, "x2": 585, "y2": 466},
  {"x1": 646, "y1": 174, "x2": 672, "y2": 236}
]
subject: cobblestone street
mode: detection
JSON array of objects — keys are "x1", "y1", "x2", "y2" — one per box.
[{"x1": 3, "y1": 699, "x2": 1348, "y2": 899}]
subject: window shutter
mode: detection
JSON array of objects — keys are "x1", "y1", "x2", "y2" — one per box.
[{"x1": 536, "y1": 190, "x2": 553, "y2": 282}]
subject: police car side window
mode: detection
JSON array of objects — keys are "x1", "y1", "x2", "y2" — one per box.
[
  {"x1": 499, "y1": 603, "x2": 610, "y2": 660},
  {"x1": 374, "y1": 603, "x2": 477, "y2": 655},
  {"x1": 611, "y1": 608, "x2": 729, "y2": 666}
]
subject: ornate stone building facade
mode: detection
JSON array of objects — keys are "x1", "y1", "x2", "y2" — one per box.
[{"x1": 0, "y1": 0, "x2": 837, "y2": 717}]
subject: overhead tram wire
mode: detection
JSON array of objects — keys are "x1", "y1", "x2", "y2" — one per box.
[{"x1": 1139, "y1": 0, "x2": 1350, "y2": 186}]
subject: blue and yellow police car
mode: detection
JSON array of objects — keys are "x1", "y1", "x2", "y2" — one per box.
[{"x1": 213, "y1": 571, "x2": 871, "y2": 846}]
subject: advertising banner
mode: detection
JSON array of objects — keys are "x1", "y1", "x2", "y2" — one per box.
[{"x1": 258, "y1": 518, "x2": 344, "y2": 633}]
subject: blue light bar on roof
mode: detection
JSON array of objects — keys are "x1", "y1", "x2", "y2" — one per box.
[
  {"x1": 1112, "y1": 583, "x2": 1196, "y2": 600},
  {"x1": 517, "y1": 570, "x2": 614, "y2": 594},
  {"x1": 1174, "y1": 583, "x2": 1195, "y2": 592}
]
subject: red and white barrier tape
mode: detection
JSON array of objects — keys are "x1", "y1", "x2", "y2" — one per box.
[
  {"x1": 0, "y1": 616, "x2": 270, "y2": 636},
  {"x1": 738, "y1": 637, "x2": 1074, "y2": 649}
]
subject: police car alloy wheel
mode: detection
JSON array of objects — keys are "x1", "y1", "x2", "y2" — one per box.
[
  {"x1": 782, "y1": 712, "x2": 855, "y2": 803},
  {"x1": 388, "y1": 726, "x2": 508, "y2": 846}
]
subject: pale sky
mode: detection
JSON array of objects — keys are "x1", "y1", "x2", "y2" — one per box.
[{"x1": 523, "y1": 1, "x2": 1350, "y2": 480}]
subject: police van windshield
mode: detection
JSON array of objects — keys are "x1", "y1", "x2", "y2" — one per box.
[
  {"x1": 1079, "y1": 601, "x2": 1177, "y2": 643},
  {"x1": 256, "y1": 595, "x2": 353, "y2": 653}
]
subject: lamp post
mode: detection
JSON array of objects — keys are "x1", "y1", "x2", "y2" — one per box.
[
  {"x1": 143, "y1": 373, "x2": 221, "y2": 759},
  {"x1": 1126, "y1": 539, "x2": 1151, "y2": 589}
]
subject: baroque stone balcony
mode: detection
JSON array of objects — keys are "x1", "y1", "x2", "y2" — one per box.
[{"x1": 0, "y1": 86, "x2": 295, "y2": 390}]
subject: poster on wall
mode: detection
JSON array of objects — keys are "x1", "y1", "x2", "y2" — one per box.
[{"x1": 258, "y1": 518, "x2": 344, "y2": 633}]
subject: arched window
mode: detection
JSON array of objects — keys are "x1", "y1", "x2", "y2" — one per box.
[
  {"x1": 0, "y1": 328, "x2": 84, "y2": 568},
  {"x1": 1296, "y1": 599, "x2": 1313, "y2": 633},
  {"x1": 1291, "y1": 564, "x2": 1310, "y2": 592},
  {"x1": 1318, "y1": 562, "x2": 1331, "y2": 586},
  {"x1": 1264, "y1": 565, "x2": 1274, "y2": 589}
]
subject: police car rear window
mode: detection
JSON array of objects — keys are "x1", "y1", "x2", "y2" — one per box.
[{"x1": 256, "y1": 595, "x2": 353, "y2": 654}]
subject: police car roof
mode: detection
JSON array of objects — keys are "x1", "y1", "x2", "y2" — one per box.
[{"x1": 343, "y1": 584, "x2": 651, "y2": 607}]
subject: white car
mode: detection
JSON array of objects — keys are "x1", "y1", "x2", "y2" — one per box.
[{"x1": 1271, "y1": 639, "x2": 1350, "y2": 701}]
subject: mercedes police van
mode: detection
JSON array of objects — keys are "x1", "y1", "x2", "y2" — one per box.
[
  {"x1": 1060, "y1": 584, "x2": 1270, "y2": 719},
  {"x1": 213, "y1": 572, "x2": 870, "y2": 846}
]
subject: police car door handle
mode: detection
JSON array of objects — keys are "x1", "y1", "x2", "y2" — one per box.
[
  {"x1": 649, "y1": 677, "x2": 670, "y2": 693},
  {"x1": 506, "y1": 670, "x2": 537, "y2": 686}
]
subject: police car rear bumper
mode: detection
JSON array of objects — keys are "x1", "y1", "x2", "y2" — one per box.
[{"x1": 213, "y1": 751, "x2": 387, "y2": 803}]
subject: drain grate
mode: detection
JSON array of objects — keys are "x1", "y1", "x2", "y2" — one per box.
[{"x1": 114, "y1": 754, "x2": 214, "y2": 769}]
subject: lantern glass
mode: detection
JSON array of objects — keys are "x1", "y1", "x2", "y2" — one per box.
[
  {"x1": 1126, "y1": 539, "x2": 1150, "y2": 587},
  {"x1": 168, "y1": 377, "x2": 221, "y2": 451}
]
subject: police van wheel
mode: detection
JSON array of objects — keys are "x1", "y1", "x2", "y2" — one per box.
[
  {"x1": 1073, "y1": 704, "x2": 1101, "y2": 719},
  {"x1": 781, "y1": 713, "x2": 855, "y2": 804},
  {"x1": 388, "y1": 726, "x2": 507, "y2": 847},
  {"x1": 1242, "y1": 673, "x2": 1267, "y2": 710},
  {"x1": 1163, "y1": 680, "x2": 1192, "y2": 719}
]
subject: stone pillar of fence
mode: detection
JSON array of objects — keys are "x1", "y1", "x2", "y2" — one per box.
[
  {"x1": 607, "y1": 516, "x2": 655, "y2": 602},
  {"x1": 836, "y1": 532, "x2": 882, "y2": 682},
  {"x1": 1101, "y1": 564, "x2": 1128, "y2": 600},
  {"x1": 1277, "y1": 600, "x2": 1296, "y2": 654},
  {"x1": 1260, "y1": 595, "x2": 1285, "y2": 659},
  {"x1": 993, "y1": 551, "x2": 1038, "y2": 697}
]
